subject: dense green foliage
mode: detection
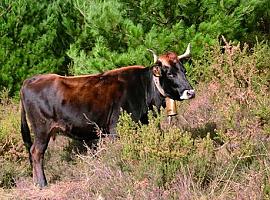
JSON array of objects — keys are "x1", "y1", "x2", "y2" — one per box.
[
  {"x1": 0, "y1": 0, "x2": 269, "y2": 95},
  {"x1": 0, "y1": 0, "x2": 81, "y2": 94}
]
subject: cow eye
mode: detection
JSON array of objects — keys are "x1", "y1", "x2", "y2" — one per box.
[{"x1": 180, "y1": 67, "x2": 186, "y2": 73}]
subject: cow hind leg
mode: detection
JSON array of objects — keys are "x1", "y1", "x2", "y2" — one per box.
[{"x1": 30, "y1": 134, "x2": 50, "y2": 188}]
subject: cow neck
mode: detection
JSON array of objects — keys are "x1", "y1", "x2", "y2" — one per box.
[{"x1": 153, "y1": 76, "x2": 166, "y2": 97}]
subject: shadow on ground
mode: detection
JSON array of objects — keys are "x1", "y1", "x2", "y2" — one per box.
[{"x1": 183, "y1": 122, "x2": 224, "y2": 145}]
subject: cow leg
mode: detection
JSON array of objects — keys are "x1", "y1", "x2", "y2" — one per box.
[
  {"x1": 30, "y1": 134, "x2": 49, "y2": 188},
  {"x1": 107, "y1": 109, "x2": 120, "y2": 139},
  {"x1": 108, "y1": 126, "x2": 117, "y2": 139},
  {"x1": 140, "y1": 113, "x2": 149, "y2": 124}
]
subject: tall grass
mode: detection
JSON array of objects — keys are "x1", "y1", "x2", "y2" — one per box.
[{"x1": 0, "y1": 89, "x2": 29, "y2": 189}]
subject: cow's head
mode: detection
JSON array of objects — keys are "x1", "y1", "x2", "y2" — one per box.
[{"x1": 149, "y1": 44, "x2": 195, "y2": 101}]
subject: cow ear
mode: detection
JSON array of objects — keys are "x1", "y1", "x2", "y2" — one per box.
[{"x1": 152, "y1": 66, "x2": 161, "y2": 77}]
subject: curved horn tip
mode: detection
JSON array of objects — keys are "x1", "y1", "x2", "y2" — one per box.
[
  {"x1": 178, "y1": 43, "x2": 192, "y2": 59},
  {"x1": 187, "y1": 43, "x2": 191, "y2": 52},
  {"x1": 147, "y1": 49, "x2": 158, "y2": 63},
  {"x1": 185, "y1": 43, "x2": 191, "y2": 55}
]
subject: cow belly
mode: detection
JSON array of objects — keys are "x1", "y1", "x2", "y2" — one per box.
[
  {"x1": 53, "y1": 104, "x2": 108, "y2": 140},
  {"x1": 69, "y1": 125, "x2": 100, "y2": 140},
  {"x1": 49, "y1": 118, "x2": 101, "y2": 141}
]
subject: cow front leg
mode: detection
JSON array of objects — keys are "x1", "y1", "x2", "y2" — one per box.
[
  {"x1": 30, "y1": 137, "x2": 49, "y2": 188},
  {"x1": 107, "y1": 111, "x2": 120, "y2": 139}
]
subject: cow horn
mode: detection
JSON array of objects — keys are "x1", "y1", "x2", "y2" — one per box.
[
  {"x1": 147, "y1": 49, "x2": 158, "y2": 63},
  {"x1": 178, "y1": 43, "x2": 191, "y2": 60}
]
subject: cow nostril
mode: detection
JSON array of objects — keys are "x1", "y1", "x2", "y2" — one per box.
[
  {"x1": 187, "y1": 90, "x2": 195, "y2": 98},
  {"x1": 180, "y1": 89, "x2": 195, "y2": 100}
]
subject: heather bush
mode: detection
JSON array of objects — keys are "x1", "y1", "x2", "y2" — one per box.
[
  {"x1": 116, "y1": 110, "x2": 217, "y2": 187},
  {"x1": 171, "y1": 40, "x2": 270, "y2": 198}
]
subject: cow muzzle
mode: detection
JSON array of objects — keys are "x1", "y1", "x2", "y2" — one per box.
[{"x1": 180, "y1": 89, "x2": 195, "y2": 100}]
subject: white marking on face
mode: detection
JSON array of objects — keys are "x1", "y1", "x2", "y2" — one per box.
[{"x1": 180, "y1": 89, "x2": 195, "y2": 100}]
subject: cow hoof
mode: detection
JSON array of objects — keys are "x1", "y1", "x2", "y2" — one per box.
[
  {"x1": 34, "y1": 181, "x2": 47, "y2": 189},
  {"x1": 38, "y1": 183, "x2": 47, "y2": 189}
]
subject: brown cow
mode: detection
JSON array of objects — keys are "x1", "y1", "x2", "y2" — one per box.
[{"x1": 20, "y1": 44, "x2": 195, "y2": 187}]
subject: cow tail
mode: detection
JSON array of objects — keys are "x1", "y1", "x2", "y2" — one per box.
[{"x1": 20, "y1": 99, "x2": 32, "y2": 163}]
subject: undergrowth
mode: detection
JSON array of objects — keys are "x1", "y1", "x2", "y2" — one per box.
[
  {"x1": 0, "y1": 89, "x2": 29, "y2": 189},
  {"x1": 0, "y1": 40, "x2": 269, "y2": 199}
]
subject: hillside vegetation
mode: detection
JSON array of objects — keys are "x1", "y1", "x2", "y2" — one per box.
[
  {"x1": 0, "y1": 0, "x2": 270, "y2": 199},
  {"x1": 0, "y1": 40, "x2": 269, "y2": 199}
]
